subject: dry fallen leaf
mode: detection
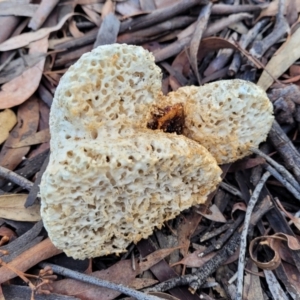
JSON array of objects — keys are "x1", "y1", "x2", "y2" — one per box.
[
  {"x1": 0, "y1": 109, "x2": 17, "y2": 144},
  {"x1": 258, "y1": 26, "x2": 300, "y2": 90},
  {"x1": 276, "y1": 199, "x2": 300, "y2": 231},
  {"x1": 10, "y1": 128, "x2": 50, "y2": 148},
  {"x1": 0, "y1": 13, "x2": 74, "y2": 51},
  {"x1": 0, "y1": 96, "x2": 39, "y2": 171},
  {"x1": 171, "y1": 248, "x2": 215, "y2": 268},
  {"x1": 197, "y1": 204, "x2": 227, "y2": 223},
  {"x1": 139, "y1": 247, "x2": 180, "y2": 273},
  {"x1": 0, "y1": 194, "x2": 41, "y2": 222},
  {"x1": 52, "y1": 260, "x2": 138, "y2": 300},
  {"x1": 0, "y1": 37, "x2": 48, "y2": 109}
]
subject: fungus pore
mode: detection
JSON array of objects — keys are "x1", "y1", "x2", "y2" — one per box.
[{"x1": 40, "y1": 44, "x2": 273, "y2": 259}]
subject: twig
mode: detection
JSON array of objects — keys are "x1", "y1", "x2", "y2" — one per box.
[
  {"x1": 0, "y1": 238, "x2": 62, "y2": 284},
  {"x1": 235, "y1": 172, "x2": 271, "y2": 300},
  {"x1": 189, "y1": 2, "x2": 212, "y2": 84},
  {"x1": 144, "y1": 231, "x2": 241, "y2": 293},
  {"x1": 251, "y1": 147, "x2": 300, "y2": 194},
  {"x1": 0, "y1": 165, "x2": 33, "y2": 191},
  {"x1": 119, "y1": 0, "x2": 208, "y2": 32},
  {"x1": 154, "y1": 12, "x2": 252, "y2": 62},
  {"x1": 200, "y1": 220, "x2": 233, "y2": 242},
  {"x1": 39, "y1": 262, "x2": 161, "y2": 300},
  {"x1": 268, "y1": 121, "x2": 300, "y2": 182},
  {"x1": 211, "y1": 4, "x2": 265, "y2": 15},
  {"x1": 220, "y1": 182, "x2": 245, "y2": 200},
  {"x1": 264, "y1": 164, "x2": 300, "y2": 201},
  {"x1": 228, "y1": 18, "x2": 269, "y2": 76},
  {"x1": 199, "y1": 213, "x2": 244, "y2": 256},
  {"x1": 249, "y1": 0, "x2": 289, "y2": 60}
]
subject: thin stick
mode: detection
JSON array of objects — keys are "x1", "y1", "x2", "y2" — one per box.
[
  {"x1": 39, "y1": 263, "x2": 161, "y2": 300},
  {"x1": 263, "y1": 164, "x2": 300, "y2": 201},
  {"x1": 220, "y1": 182, "x2": 245, "y2": 200},
  {"x1": 251, "y1": 147, "x2": 300, "y2": 193},
  {"x1": 235, "y1": 172, "x2": 271, "y2": 300},
  {"x1": 249, "y1": 0, "x2": 289, "y2": 60},
  {"x1": 0, "y1": 165, "x2": 33, "y2": 191}
]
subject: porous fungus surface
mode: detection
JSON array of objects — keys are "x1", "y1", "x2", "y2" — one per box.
[
  {"x1": 41, "y1": 133, "x2": 221, "y2": 258},
  {"x1": 163, "y1": 80, "x2": 274, "y2": 164},
  {"x1": 40, "y1": 44, "x2": 222, "y2": 259},
  {"x1": 49, "y1": 44, "x2": 162, "y2": 151}
]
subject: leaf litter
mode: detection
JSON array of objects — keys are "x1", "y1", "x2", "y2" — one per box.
[{"x1": 0, "y1": 0, "x2": 300, "y2": 299}]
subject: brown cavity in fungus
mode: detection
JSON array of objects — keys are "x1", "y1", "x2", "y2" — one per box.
[{"x1": 147, "y1": 103, "x2": 185, "y2": 134}]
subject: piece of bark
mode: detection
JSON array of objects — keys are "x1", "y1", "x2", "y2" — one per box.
[
  {"x1": 0, "y1": 238, "x2": 62, "y2": 284},
  {"x1": 28, "y1": 0, "x2": 60, "y2": 30},
  {"x1": 94, "y1": 12, "x2": 120, "y2": 48},
  {"x1": 189, "y1": 2, "x2": 212, "y2": 84},
  {"x1": 120, "y1": 0, "x2": 208, "y2": 32},
  {"x1": 2, "y1": 285, "x2": 80, "y2": 300},
  {"x1": 25, "y1": 153, "x2": 49, "y2": 207},
  {"x1": 211, "y1": 4, "x2": 264, "y2": 15},
  {"x1": 0, "y1": 2, "x2": 38, "y2": 17},
  {"x1": 0, "y1": 16, "x2": 19, "y2": 44},
  {"x1": 140, "y1": 0, "x2": 156, "y2": 11},
  {"x1": 269, "y1": 120, "x2": 300, "y2": 182},
  {"x1": 54, "y1": 27, "x2": 98, "y2": 50},
  {"x1": 117, "y1": 16, "x2": 195, "y2": 45},
  {"x1": 154, "y1": 12, "x2": 251, "y2": 62},
  {"x1": 137, "y1": 238, "x2": 202, "y2": 300},
  {"x1": 0, "y1": 220, "x2": 43, "y2": 257}
]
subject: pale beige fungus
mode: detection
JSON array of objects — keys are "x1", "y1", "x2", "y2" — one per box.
[
  {"x1": 40, "y1": 44, "x2": 222, "y2": 259},
  {"x1": 41, "y1": 44, "x2": 273, "y2": 259},
  {"x1": 41, "y1": 133, "x2": 221, "y2": 258},
  {"x1": 162, "y1": 80, "x2": 274, "y2": 164}
]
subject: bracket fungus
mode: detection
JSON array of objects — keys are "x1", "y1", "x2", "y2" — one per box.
[{"x1": 40, "y1": 44, "x2": 273, "y2": 259}]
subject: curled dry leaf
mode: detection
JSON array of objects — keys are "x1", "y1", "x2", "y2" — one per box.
[
  {"x1": 249, "y1": 233, "x2": 300, "y2": 270},
  {"x1": 0, "y1": 194, "x2": 41, "y2": 222},
  {"x1": 232, "y1": 202, "x2": 247, "y2": 217},
  {"x1": 0, "y1": 109, "x2": 17, "y2": 144},
  {"x1": 0, "y1": 37, "x2": 48, "y2": 109},
  {"x1": 276, "y1": 199, "x2": 300, "y2": 231},
  {"x1": 249, "y1": 236, "x2": 281, "y2": 271}
]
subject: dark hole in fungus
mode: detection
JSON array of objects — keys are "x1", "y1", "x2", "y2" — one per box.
[{"x1": 147, "y1": 103, "x2": 185, "y2": 135}]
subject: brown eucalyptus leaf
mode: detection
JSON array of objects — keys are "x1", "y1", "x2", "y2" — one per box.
[
  {"x1": 197, "y1": 204, "x2": 227, "y2": 223},
  {"x1": 0, "y1": 109, "x2": 17, "y2": 144},
  {"x1": 171, "y1": 248, "x2": 214, "y2": 268},
  {"x1": 0, "y1": 37, "x2": 48, "y2": 109},
  {"x1": 52, "y1": 260, "x2": 138, "y2": 300},
  {"x1": 0, "y1": 13, "x2": 74, "y2": 51},
  {"x1": 129, "y1": 278, "x2": 158, "y2": 290},
  {"x1": 139, "y1": 247, "x2": 180, "y2": 273},
  {"x1": 0, "y1": 194, "x2": 41, "y2": 222},
  {"x1": 0, "y1": 96, "x2": 39, "y2": 171},
  {"x1": 276, "y1": 199, "x2": 300, "y2": 231},
  {"x1": 10, "y1": 129, "x2": 50, "y2": 148}
]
